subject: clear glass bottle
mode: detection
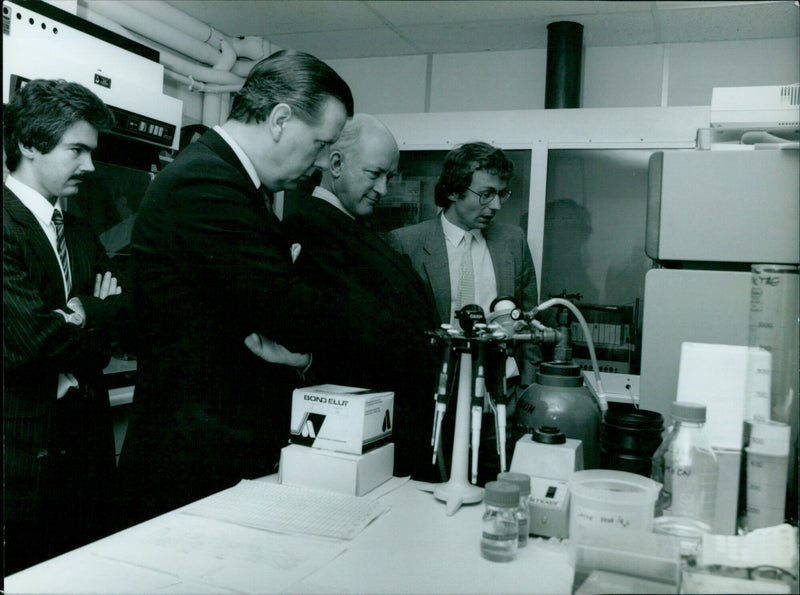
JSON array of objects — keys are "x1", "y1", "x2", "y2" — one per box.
[
  {"x1": 651, "y1": 401, "x2": 718, "y2": 554},
  {"x1": 497, "y1": 471, "x2": 531, "y2": 548},
  {"x1": 480, "y1": 481, "x2": 520, "y2": 562}
]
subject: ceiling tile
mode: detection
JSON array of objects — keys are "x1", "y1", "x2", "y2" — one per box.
[
  {"x1": 399, "y1": 19, "x2": 549, "y2": 54},
  {"x1": 166, "y1": 0, "x2": 383, "y2": 36},
  {"x1": 578, "y1": 12, "x2": 658, "y2": 47},
  {"x1": 267, "y1": 28, "x2": 420, "y2": 59},
  {"x1": 371, "y1": 1, "x2": 647, "y2": 26},
  {"x1": 162, "y1": 0, "x2": 799, "y2": 59},
  {"x1": 655, "y1": 2, "x2": 800, "y2": 43}
]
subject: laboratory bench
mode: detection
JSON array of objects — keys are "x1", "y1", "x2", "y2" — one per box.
[{"x1": 4, "y1": 476, "x2": 574, "y2": 594}]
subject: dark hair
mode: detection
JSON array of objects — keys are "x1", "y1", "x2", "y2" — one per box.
[
  {"x1": 434, "y1": 142, "x2": 514, "y2": 208},
  {"x1": 228, "y1": 49, "x2": 354, "y2": 125},
  {"x1": 3, "y1": 79, "x2": 114, "y2": 172}
]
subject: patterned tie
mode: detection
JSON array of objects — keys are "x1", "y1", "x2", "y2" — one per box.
[
  {"x1": 52, "y1": 209, "x2": 72, "y2": 295},
  {"x1": 457, "y1": 232, "x2": 475, "y2": 310}
]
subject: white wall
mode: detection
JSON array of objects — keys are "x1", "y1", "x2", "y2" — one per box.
[
  {"x1": 169, "y1": 36, "x2": 797, "y2": 123},
  {"x1": 330, "y1": 37, "x2": 798, "y2": 113}
]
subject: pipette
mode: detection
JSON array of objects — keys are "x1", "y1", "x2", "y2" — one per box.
[
  {"x1": 431, "y1": 335, "x2": 454, "y2": 464},
  {"x1": 488, "y1": 345, "x2": 510, "y2": 473},
  {"x1": 471, "y1": 333, "x2": 487, "y2": 485}
]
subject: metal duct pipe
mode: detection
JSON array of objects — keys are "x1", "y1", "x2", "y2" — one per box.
[{"x1": 545, "y1": 21, "x2": 583, "y2": 109}]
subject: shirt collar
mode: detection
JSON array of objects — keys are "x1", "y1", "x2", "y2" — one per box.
[
  {"x1": 312, "y1": 185, "x2": 355, "y2": 220},
  {"x1": 214, "y1": 125, "x2": 261, "y2": 189},
  {"x1": 440, "y1": 211, "x2": 482, "y2": 246},
  {"x1": 5, "y1": 175, "x2": 62, "y2": 224}
]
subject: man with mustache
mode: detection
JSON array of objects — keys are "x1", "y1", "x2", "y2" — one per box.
[
  {"x1": 282, "y1": 114, "x2": 440, "y2": 481},
  {"x1": 119, "y1": 50, "x2": 354, "y2": 525},
  {"x1": 4, "y1": 79, "x2": 126, "y2": 573},
  {"x1": 388, "y1": 142, "x2": 540, "y2": 484}
]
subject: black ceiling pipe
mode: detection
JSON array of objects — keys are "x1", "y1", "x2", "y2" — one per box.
[{"x1": 545, "y1": 21, "x2": 584, "y2": 109}]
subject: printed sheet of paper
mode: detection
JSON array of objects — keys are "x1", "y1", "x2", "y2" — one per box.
[
  {"x1": 182, "y1": 479, "x2": 390, "y2": 540},
  {"x1": 90, "y1": 514, "x2": 348, "y2": 593}
]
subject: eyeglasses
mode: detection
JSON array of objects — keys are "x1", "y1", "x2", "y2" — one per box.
[{"x1": 466, "y1": 187, "x2": 512, "y2": 205}]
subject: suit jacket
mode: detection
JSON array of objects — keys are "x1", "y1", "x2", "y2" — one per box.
[
  {"x1": 283, "y1": 197, "x2": 440, "y2": 480},
  {"x1": 3, "y1": 186, "x2": 122, "y2": 570},
  {"x1": 388, "y1": 216, "x2": 539, "y2": 322},
  {"x1": 121, "y1": 130, "x2": 331, "y2": 523}
]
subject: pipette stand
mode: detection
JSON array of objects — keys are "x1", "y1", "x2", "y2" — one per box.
[{"x1": 434, "y1": 348, "x2": 484, "y2": 515}]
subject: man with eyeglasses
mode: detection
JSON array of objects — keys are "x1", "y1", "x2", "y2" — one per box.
[
  {"x1": 389, "y1": 142, "x2": 538, "y2": 334},
  {"x1": 388, "y1": 141, "x2": 539, "y2": 484}
]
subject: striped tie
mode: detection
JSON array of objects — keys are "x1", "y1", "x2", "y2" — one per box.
[
  {"x1": 52, "y1": 209, "x2": 72, "y2": 295},
  {"x1": 457, "y1": 232, "x2": 475, "y2": 310}
]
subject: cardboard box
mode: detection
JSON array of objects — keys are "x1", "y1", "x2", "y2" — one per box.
[
  {"x1": 279, "y1": 443, "x2": 394, "y2": 496},
  {"x1": 290, "y1": 384, "x2": 393, "y2": 455}
]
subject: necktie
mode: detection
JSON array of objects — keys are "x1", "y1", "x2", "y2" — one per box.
[
  {"x1": 457, "y1": 232, "x2": 475, "y2": 310},
  {"x1": 52, "y1": 209, "x2": 72, "y2": 295}
]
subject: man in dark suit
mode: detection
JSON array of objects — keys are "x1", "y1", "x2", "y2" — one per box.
[
  {"x1": 3, "y1": 79, "x2": 127, "y2": 574},
  {"x1": 282, "y1": 114, "x2": 441, "y2": 481},
  {"x1": 388, "y1": 142, "x2": 541, "y2": 484},
  {"x1": 119, "y1": 50, "x2": 354, "y2": 525}
]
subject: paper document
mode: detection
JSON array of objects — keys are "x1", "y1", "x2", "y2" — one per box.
[
  {"x1": 90, "y1": 514, "x2": 348, "y2": 593},
  {"x1": 182, "y1": 479, "x2": 390, "y2": 539}
]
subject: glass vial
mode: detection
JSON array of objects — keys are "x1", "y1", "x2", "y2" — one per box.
[
  {"x1": 652, "y1": 402, "x2": 718, "y2": 554},
  {"x1": 481, "y1": 481, "x2": 520, "y2": 562},
  {"x1": 497, "y1": 471, "x2": 531, "y2": 548}
]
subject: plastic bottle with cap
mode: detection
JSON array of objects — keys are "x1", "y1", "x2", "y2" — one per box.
[
  {"x1": 651, "y1": 401, "x2": 718, "y2": 554},
  {"x1": 480, "y1": 481, "x2": 520, "y2": 562},
  {"x1": 497, "y1": 471, "x2": 531, "y2": 548}
]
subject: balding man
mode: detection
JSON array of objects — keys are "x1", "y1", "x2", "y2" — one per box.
[{"x1": 282, "y1": 114, "x2": 440, "y2": 481}]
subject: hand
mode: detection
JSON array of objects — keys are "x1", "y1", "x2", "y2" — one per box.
[
  {"x1": 94, "y1": 271, "x2": 122, "y2": 299},
  {"x1": 244, "y1": 333, "x2": 311, "y2": 369},
  {"x1": 56, "y1": 297, "x2": 87, "y2": 326}
]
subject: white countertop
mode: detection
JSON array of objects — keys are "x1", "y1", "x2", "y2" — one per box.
[{"x1": 5, "y1": 477, "x2": 574, "y2": 594}]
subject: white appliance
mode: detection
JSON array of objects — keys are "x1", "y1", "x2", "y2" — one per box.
[
  {"x1": 646, "y1": 149, "x2": 799, "y2": 265},
  {"x1": 640, "y1": 147, "x2": 799, "y2": 422},
  {"x1": 640, "y1": 131, "x2": 799, "y2": 528},
  {"x1": 710, "y1": 84, "x2": 800, "y2": 129},
  {"x1": 3, "y1": 0, "x2": 183, "y2": 152}
]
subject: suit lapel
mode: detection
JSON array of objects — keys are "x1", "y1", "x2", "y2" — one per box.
[
  {"x1": 420, "y1": 219, "x2": 452, "y2": 323},
  {"x1": 485, "y1": 225, "x2": 515, "y2": 298},
  {"x1": 4, "y1": 189, "x2": 66, "y2": 304},
  {"x1": 198, "y1": 129, "x2": 277, "y2": 228}
]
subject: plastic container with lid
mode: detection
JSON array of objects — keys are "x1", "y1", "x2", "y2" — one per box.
[
  {"x1": 568, "y1": 469, "x2": 661, "y2": 543},
  {"x1": 480, "y1": 481, "x2": 520, "y2": 562}
]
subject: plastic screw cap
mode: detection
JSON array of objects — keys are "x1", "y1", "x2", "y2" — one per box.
[
  {"x1": 670, "y1": 401, "x2": 706, "y2": 423},
  {"x1": 484, "y1": 481, "x2": 520, "y2": 507},
  {"x1": 531, "y1": 425, "x2": 567, "y2": 444},
  {"x1": 497, "y1": 471, "x2": 531, "y2": 497}
]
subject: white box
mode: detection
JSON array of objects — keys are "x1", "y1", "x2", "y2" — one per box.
[
  {"x1": 279, "y1": 443, "x2": 394, "y2": 496},
  {"x1": 290, "y1": 384, "x2": 393, "y2": 455}
]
